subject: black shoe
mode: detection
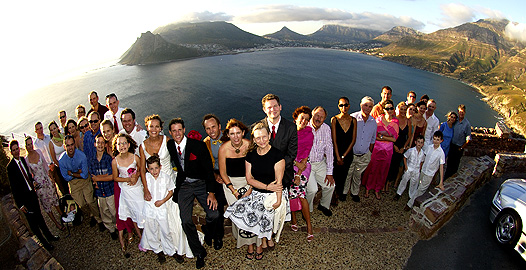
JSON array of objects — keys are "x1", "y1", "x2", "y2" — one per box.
[
  {"x1": 339, "y1": 194, "x2": 347, "y2": 201},
  {"x1": 352, "y1": 195, "x2": 360, "y2": 202},
  {"x1": 110, "y1": 231, "x2": 118, "y2": 240},
  {"x1": 393, "y1": 194, "x2": 401, "y2": 201},
  {"x1": 98, "y1": 222, "x2": 106, "y2": 232},
  {"x1": 213, "y1": 239, "x2": 223, "y2": 250},
  {"x1": 43, "y1": 242, "x2": 54, "y2": 250},
  {"x1": 89, "y1": 217, "x2": 97, "y2": 227},
  {"x1": 317, "y1": 205, "x2": 333, "y2": 217},
  {"x1": 174, "y1": 254, "x2": 184, "y2": 264},
  {"x1": 196, "y1": 252, "x2": 206, "y2": 269},
  {"x1": 47, "y1": 235, "x2": 60, "y2": 241},
  {"x1": 157, "y1": 253, "x2": 166, "y2": 264}
]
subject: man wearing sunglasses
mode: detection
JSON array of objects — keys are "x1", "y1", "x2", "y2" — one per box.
[{"x1": 83, "y1": 111, "x2": 102, "y2": 160}]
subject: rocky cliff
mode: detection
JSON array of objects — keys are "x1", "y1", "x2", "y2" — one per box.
[{"x1": 119, "y1": 31, "x2": 200, "y2": 65}]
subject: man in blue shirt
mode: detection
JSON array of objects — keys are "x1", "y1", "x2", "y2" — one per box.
[
  {"x1": 60, "y1": 135, "x2": 102, "y2": 229},
  {"x1": 83, "y1": 111, "x2": 102, "y2": 160},
  {"x1": 444, "y1": 104, "x2": 471, "y2": 179},
  {"x1": 89, "y1": 134, "x2": 117, "y2": 238}
]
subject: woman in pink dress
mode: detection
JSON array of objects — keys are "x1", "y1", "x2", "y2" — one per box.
[
  {"x1": 362, "y1": 100, "x2": 399, "y2": 200},
  {"x1": 289, "y1": 106, "x2": 315, "y2": 242}
]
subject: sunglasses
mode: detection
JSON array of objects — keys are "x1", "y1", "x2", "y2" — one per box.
[
  {"x1": 60, "y1": 115, "x2": 66, "y2": 119},
  {"x1": 79, "y1": 123, "x2": 89, "y2": 129},
  {"x1": 89, "y1": 120, "x2": 100, "y2": 124},
  {"x1": 339, "y1": 104, "x2": 349, "y2": 107},
  {"x1": 385, "y1": 107, "x2": 395, "y2": 111}
]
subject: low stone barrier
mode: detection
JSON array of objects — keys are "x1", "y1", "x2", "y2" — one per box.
[
  {"x1": 492, "y1": 152, "x2": 526, "y2": 177},
  {"x1": 1, "y1": 194, "x2": 63, "y2": 270},
  {"x1": 409, "y1": 156, "x2": 495, "y2": 239}
]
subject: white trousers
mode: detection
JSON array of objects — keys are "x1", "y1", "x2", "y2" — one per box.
[
  {"x1": 408, "y1": 173, "x2": 433, "y2": 207},
  {"x1": 305, "y1": 160, "x2": 335, "y2": 211}
]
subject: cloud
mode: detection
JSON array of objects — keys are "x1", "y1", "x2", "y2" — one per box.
[
  {"x1": 437, "y1": 3, "x2": 506, "y2": 28},
  {"x1": 505, "y1": 22, "x2": 526, "y2": 43},
  {"x1": 178, "y1": 11, "x2": 233, "y2": 23},
  {"x1": 234, "y1": 5, "x2": 424, "y2": 31}
]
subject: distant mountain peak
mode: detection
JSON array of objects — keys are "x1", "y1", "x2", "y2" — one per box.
[
  {"x1": 265, "y1": 26, "x2": 307, "y2": 40},
  {"x1": 374, "y1": 26, "x2": 421, "y2": 44}
]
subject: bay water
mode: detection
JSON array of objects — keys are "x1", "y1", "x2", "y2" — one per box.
[{"x1": 1, "y1": 47, "x2": 499, "y2": 138}]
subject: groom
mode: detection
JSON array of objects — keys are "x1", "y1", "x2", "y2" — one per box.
[
  {"x1": 167, "y1": 118, "x2": 221, "y2": 269},
  {"x1": 7, "y1": 140, "x2": 59, "y2": 250}
]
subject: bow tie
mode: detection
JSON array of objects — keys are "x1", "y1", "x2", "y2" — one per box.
[{"x1": 212, "y1": 139, "x2": 222, "y2": 145}]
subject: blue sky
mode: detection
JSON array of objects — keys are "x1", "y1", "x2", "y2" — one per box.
[{"x1": 0, "y1": 0, "x2": 524, "y2": 98}]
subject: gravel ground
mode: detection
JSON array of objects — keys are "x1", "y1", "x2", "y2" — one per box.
[{"x1": 47, "y1": 184, "x2": 419, "y2": 270}]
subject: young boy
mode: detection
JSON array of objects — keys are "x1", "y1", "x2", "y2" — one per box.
[
  {"x1": 410, "y1": 131, "x2": 446, "y2": 210},
  {"x1": 140, "y1": 155, "x2": 176, "y2": 264},
  {"x1": 393, "y1": 135, "x2": 425, "y2": 211},
  {"x1": 89, "y1": 134, "x2": 117, "y2": 238}
]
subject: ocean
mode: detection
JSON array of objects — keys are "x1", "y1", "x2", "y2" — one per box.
[{"x1": 0, "y1": 47, "x2": 499, "y2": 139}]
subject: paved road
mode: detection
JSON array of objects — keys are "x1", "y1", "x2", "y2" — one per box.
[{"x1": 405, "y1": 173, "x2": 526, "y2": 269}]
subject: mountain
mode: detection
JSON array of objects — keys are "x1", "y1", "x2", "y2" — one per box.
[
  {"x1": 119, "y1": 31, "x2": 200, "y2": 65},
  {"x1": 265, "y1": 26, "x2": 309, "y2": 41},
  {"x1": 376, "y1": 19, "x2": 526, "y2": 136},
  {"x1": 374, "y1": 26, "x2": 422, "y2": 44},
  {"x1": 153, "y1": 21, "x2": 269, "y2": 49},
  {"x1": 308, "y1": 25, "x2": 383, "y2": 44}
]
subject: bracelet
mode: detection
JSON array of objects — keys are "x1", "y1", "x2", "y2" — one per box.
[
  {"x1": 225, "y1": 183, "x2": 233, "y2": 188},
  {"x1": 232, "y1": 189, "x2": 237, "y2": 195},
  {"x1": 341, "y1": 155, "x2": 344, "y2": 159}
]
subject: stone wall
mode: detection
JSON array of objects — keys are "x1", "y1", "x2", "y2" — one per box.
[
  {"x1": 464, "y1": 127, "x2": 526, "y2": 158},
  {"x1": 409, "y1": 156, "x2": 495, "y2": 239},
  {"x1": 1, "y1": 194, "x2": 63, "y2": 270},
  {"x1": 492, "y1": 152, "x2": 526, "y2": 177}
]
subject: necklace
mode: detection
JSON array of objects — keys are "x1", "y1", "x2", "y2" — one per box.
[{"x1": 231, "y1": 140, "x2": 243, "y2": 154}]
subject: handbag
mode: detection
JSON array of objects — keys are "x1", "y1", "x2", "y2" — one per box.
[{"x1": 289, "y1": 197, "x2": 302, "y2": 212}]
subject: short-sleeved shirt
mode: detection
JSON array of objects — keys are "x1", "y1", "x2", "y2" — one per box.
[
  {"x1": 421, "y1": 145, "x2": 445, "y2": 176},
  {"x1": 88, "y1": 152, "x2": 114, "y2": 197},
  {"x1": 451, "y1": 118, "x2": 471, "y2": 147},
  {"x1": 246, "y1": 147, "x2": 284, "y2": 193},
  {"x1": 404, "y1": 146, "x2": 425, "y2": 172}
]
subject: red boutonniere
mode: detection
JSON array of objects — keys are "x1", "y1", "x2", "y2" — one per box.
[{"x1": 189, "y1": 153, "x2": 197, "y2": 161}]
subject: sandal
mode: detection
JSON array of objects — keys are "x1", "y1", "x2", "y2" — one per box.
[
  {"x1": 122, "y1": 246, "x2": 130, "y2": 258},
  {"x1": 291, "y1": 224, "x2": 299, "y2": 232},
  {"x1": 255, "y1": 251, "x2": 264, "y2": 260},
  {"x1": 127, "y1": 235, "x2": 134, "y2": 245},
  {"x1": 245, "y1": 251, "x2": 254, "y2": 260},
  {"x1": 307, "y1": 234, "x2": 314, "y2": 242}
]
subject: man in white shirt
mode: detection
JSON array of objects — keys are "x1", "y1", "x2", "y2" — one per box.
[
  {"x1": 104, "y1": 93, "x2": 124, "y2": 133},
  {"x1": 119, "y1": 108, "x2": 146, "y2": 155},
  {"x1": 33, "y1": 122, "x2": 52, "y2": 165},
  {"x1": 305, "y1": 106, "x2": 335, "y2": 216},
  {"x1": 424, "y1": 99, "x2": 440, "y2": 147}
]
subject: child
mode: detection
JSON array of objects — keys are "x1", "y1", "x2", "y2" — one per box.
[
  {"x1": 411, "y1": 131, "x2": 446, "y2": 210},
  {"x1": 89, "y1": 134, "x2": 117, "y2": 239},
  {"x1": 111, "y1": 133, "x2": 145, "y2": 258},
  {"x1": 393, "y1": 135, "x2": 425, "y2": 211},
  {"x1": 62, "y1": 202, "x2": 77, "y2": 223},
  {"x1": 140, "y1": 155, "x2": 176, "y2": 264}
]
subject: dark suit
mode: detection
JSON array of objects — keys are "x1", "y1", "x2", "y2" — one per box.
[
  {"x1": 167, "y1": 137, "x2": 220, "y2": 257},
  {"x1": 257, "y1": 117, "x2": 298, "y2": 188},
  {"x1": 7, "y1": 157, "x2": 55, "y2": 246}
]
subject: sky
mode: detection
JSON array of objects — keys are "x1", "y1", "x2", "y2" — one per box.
[{"x1": 0, "y1": 0, "x2": 525, "y2": 100}]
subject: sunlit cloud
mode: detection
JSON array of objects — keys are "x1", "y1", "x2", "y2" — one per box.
[
  {"x1": 234, "y1": 5, "x2": 424, "y2": 31},
  {"x1": 178, "y1": 11, "x2": 233, "y2": 23},
  {"x1": 505, "y1": 22, "x2": 526, "y2": 43},
  {"x1": 436, "y1": 3, "x2": 507, "y2": 29}
]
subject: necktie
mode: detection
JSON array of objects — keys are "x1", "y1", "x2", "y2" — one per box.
[
  {"x1": 271, "y1": 125, "x2": 276, "y2": 140},
  {"x1": 18, "y1": 160, "x2": 32, "y2": 191},
  {"x1": 113, "y1": 115, "x2": 119, "y2": 133},
  {"x1": 178, "y1": 146, "x2": 182, "y2": 156}
]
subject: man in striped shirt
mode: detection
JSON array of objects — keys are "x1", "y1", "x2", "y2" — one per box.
[{"x1": 305, "y1": 106, "x2": 335, "y2": 217}]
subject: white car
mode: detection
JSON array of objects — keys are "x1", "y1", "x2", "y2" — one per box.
[{"x1": 490, "y1": 178, "x2": 526, "y2": 260}]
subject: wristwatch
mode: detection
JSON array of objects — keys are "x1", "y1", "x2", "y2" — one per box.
[{"x1": 380, "y1": 134, "x2": 383, "y2": 139}]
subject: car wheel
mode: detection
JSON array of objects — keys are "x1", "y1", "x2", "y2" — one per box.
[{"x1": 494, "y1": 209, "x2": 522, "y2": 246}]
